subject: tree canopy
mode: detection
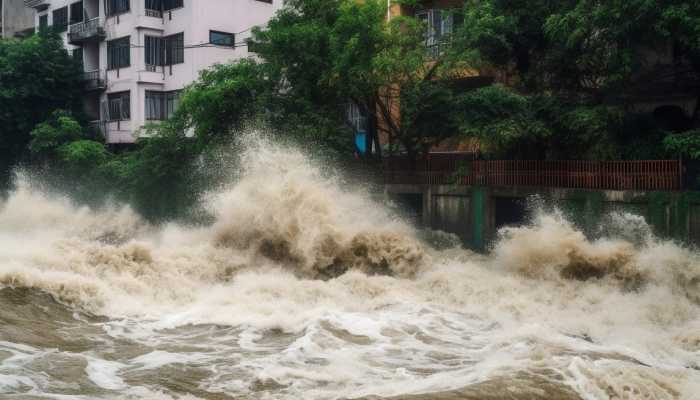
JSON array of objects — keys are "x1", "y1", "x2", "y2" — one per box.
[{"x1": 0, "y1": 30, "x2": 82, "y2": 182}]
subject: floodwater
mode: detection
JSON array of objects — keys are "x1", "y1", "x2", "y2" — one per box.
[{"x1": 1, "y1": 139, "x2": 699, "y2": 399}]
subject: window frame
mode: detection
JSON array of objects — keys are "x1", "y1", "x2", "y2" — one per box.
[
  {"x1": 52, "y1": 6, "x2": 69, "y2": 33},
  {"x1": 107, "y1": 91, "x2": 131, "y2": 121},
  {"x1": 209, "y1": 30, "x2": 235, "y2": 47},
  {"x1": 164, "y1": 32, "x2": 184, "y2": 65},
  {"x1": 105, "y1": 0, "x2": 130, "y2": 17},
  {"x1": 107, "y1": 36, "x2": 131, "y2": 70},
  {"x1": 38, "y1": 14, "x2": 49, "y2": 30},
  {"x1": 70, "y1": 1, "x2": 84, "y2": 24},
  {"x1": 145, "y1": 90, "x2": 181, "y2": 121}
]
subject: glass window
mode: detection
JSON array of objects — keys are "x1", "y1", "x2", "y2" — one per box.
[
  {"x1": 164, "y1": 0, "x2": 183, "y2": 10},
  {"x1": 145, "y1": 0, "x2": 182, "y2": 11},
  {"x1": 107, "y1": 36, "x2": 131, "y2": 69},
  {"x1": 39, "y1": 14, "x2": 48, "y2": 30},
  {"x1": 145, "y1": 33, "x2": 183, "y2": 66},
  {"x1": 72, "y1": 48, "x2": 84, "y2": 69},
  {"x1": 210, "y1": 31, "x2": 234, "y2": 46},
  {"x1": 108, "y1": 91, "x2": 131, "y2": 121},
  {"x1": 70, "y1": 1, "x2": 84, "y2": 24},
  {"x1": 145, "y1": 90, "x2": 181, "y2": 120},
  {"x1": 53, "y1": 7, "x2": 68, "y2": 32},
  {"x1": 165, "y1": 33, "x2": 184, "y2": 65},
  {"x1": 145, "y1": 35, "x2": 164, "y2": 67},
  {"x1": 106, "y1": 0, "x2": 130, "y2": 17}
]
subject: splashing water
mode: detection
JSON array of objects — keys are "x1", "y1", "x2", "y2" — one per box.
[{"x1": 1, "y1": 138, "x2": 699, "y2": 400}]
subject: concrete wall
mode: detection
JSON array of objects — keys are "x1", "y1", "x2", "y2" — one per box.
[
  {"x1": 1, "y1": 0, "x2": 35, "y2": 38},
  {"x1": 386, "y1": 184, "x2": 700, "y2": 250}
]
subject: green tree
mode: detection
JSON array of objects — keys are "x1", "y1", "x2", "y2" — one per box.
[
  {"x1": 0, "y1": 31, "x2": 82, "y2": 183},
  {"x1": 251, "y1": 0, "x2": 474, "y2": 159},
  {"x1": 454, "y1": 0, "x2": 700, "y2": 159}
]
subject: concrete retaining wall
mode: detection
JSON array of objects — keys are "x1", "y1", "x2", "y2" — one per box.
[{"x1": 385, "y1": 184, "x2": 700, "y2": 249}]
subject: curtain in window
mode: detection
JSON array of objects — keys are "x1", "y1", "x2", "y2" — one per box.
[
  {"x1": 108, "y1": 37, "x2": 130, "y2": 69},
  {"x1": 106, "y1": 0, "x2": 130, "y2": 16},
  {"x1": 145, "y1": 91, "x2": 163, "y2": 120},
  {"x1": 145, "y1": 36, "x2": 164, "y2": 66},
  {"x1": 70, "y1": 1, "x2": 84, "y2": 24},
  {"x1": 108, "y1": 92, "x2": 130, "y2": 121},
  {"x1": 165, "y1": 33, "x2": 184, "y2": 65},
  {"x1": 145, "y1": 91, "x2": 180, "y2": 120}
]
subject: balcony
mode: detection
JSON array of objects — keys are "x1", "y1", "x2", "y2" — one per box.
[
  {"x1": 24, "y1": 0, "x2": 49, "y2": 9},
  {"x1": 145, "y1": 8, "x2": 163, "y2": 18},
  {"x1": 68, "y1": 18, "x2": 106, "y2": 45},
  {"x1": 83, "y1": 70, "x2": 107, "y2": 91},
  {"x1": 88, "y1": 120, "x2": 105, "y2": 137}
]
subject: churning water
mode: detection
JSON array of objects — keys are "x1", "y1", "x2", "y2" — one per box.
[{"x1": 1, "y1": 139, "x2": 699, "y2": 399}]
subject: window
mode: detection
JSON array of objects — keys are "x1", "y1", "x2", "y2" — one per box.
[
  {"x1": 145, "y1": 0, "x2": 182, "y2": 11},
  {"x1": 70, "y1": 1, "x2": 84, "y2": 24},
  {"x1": 165, "y1": 33, "x2": 184, "y2": 65},
  {"x1": 53, "y1": 7, "x2": 68, "y2": 32},
  {"x1": 106, "y1": 0, "x2": 129, "y2": 17},
  {"x1": 107, "y1": 36, "x2": 130, "y2": 69},
  {"x1": 254, "y1": 0, "x2": 272, "y2": 3},
  {"x1": 145, "y1": 90, "x2": 181, "y2": 120},
  {"x1": 163, "y1": 0, "x2": 183, "y2": 10},
  {"x1": 210, "y1": 31, "x2": 234, "y2": 46},
  {"x1": 39, "y1": 14, "x2": 48, "y2": 30},
  {"x1": 72, "y1": 48, "x2": 83, "y2": 69},
  {"x1": 108, "y1": 91, "x2": 131, "y2": 121},
  {"x1": 415, "y1": 9, "x2": 459, "y2": 57},
  {"x1": 145, "y1": 35, "x2": 164, "y2": 67},
  {"x1": 144, "y1": 33, "x2": 183, "y2": 67}
]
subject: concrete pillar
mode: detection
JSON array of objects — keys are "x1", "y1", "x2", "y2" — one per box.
[{"x1": 422, "y1": 185, "x2": 432, "y2": 228}]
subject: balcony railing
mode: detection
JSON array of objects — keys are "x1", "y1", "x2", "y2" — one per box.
[
  {"x1": 145, "y1": 9, "x2": 163, "y2": 18},
  {"x1": 68, "y1": 18, "x2": 106, "y2": 44},
  {"x1": 24, "y1": 0, "x2": 49, "y2": 9},
  {"x1": 83, "y1": 69, "x2": 107, "y2": 91},
  {"x1": 88, "y1": 120, "x2": 105, "y2": 137}
]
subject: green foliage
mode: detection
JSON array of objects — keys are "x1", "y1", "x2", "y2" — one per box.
[
  {"x1": 29, "y1": 110, "x2": 84, "y2": 157},
  {"x1": 664, "y1": 130, "x2": 700, "y2": 159},
  {"x1": 173, "y1": 60, "x2": 279, "y2": 146},
  {"x1": 57, "y1": 140, "x2": 109, "y2": 169},
  {"x1": 452, "y1": 0, "x2": 700, "y2": 159},
  {"x1": 0, "y1": 31, "x2": 82, "y2": 169}
]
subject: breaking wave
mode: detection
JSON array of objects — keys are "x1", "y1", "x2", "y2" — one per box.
[{"x1": 0, "y1": 136, "x2": 699, "y2": 399}]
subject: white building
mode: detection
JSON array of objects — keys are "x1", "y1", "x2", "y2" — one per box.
[
  {"x1": 2, "y1": 0, "x2": 35, "y2": 38},
  {"x1": 25, "y1": 0, "x2": 282, "y2": 144}
]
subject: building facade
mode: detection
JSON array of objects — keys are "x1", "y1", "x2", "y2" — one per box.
[
  {"x1": 2, "y1": 0, "x2": 35, "y2": 38},
  {"x1": 25, "y1": 0, "x2": 282, "y2": 144}
]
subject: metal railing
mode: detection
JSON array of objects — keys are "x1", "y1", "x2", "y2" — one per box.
[
  {"x1": 82, "y1": 69, "x2": 107, "y2": 91},
  {"x1": 145, "y1": 9, "x2": 163, "y2": 18},
  {"x1": 68, "y1": 17, "x2": 105, "y2": 43},
  {"x1": 383, "y1": 155, "x2": 682, "y2": 191},
  {"x1": 24, "y1": 0, "x2": 48, "y2": 9},
  {"x1": 88, "y1": 120, "x2": 105, "y2": 137}
]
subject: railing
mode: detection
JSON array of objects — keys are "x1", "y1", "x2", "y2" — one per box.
[
  {"x1": 383, "y1": 155, "x2": 682, "y2": 191},
  {"x1": 88, "y1": 120, "x2": 105, "y2": 137},
  {"x1": 24, "y1": 0, "x2": 48, "y2": 9},
  {"x1": 83, "y1": 69, "x2": 107, "y2": 90},
  {"x1": 145, "y1": 9, "x2": 163, "y2": 18},
  {"x1": 68, "y1": 17, "x2": 105, "y2": 43}
]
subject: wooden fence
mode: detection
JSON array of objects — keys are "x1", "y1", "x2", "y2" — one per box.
[{"x1": 383, "y1": 155, "x2": 682, "y2": 191}]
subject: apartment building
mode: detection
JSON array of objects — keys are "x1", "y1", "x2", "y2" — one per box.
[
  {"x1": 1, "y1": 0, "x2": 34, "y2": 38},
  {"x1": 25, "y1": 0, "x2": 282, "y2": 144}
]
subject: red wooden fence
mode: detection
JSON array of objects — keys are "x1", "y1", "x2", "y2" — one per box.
[{"x1": 383, "y1": 156, "x2": 681, "y2": 191}]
